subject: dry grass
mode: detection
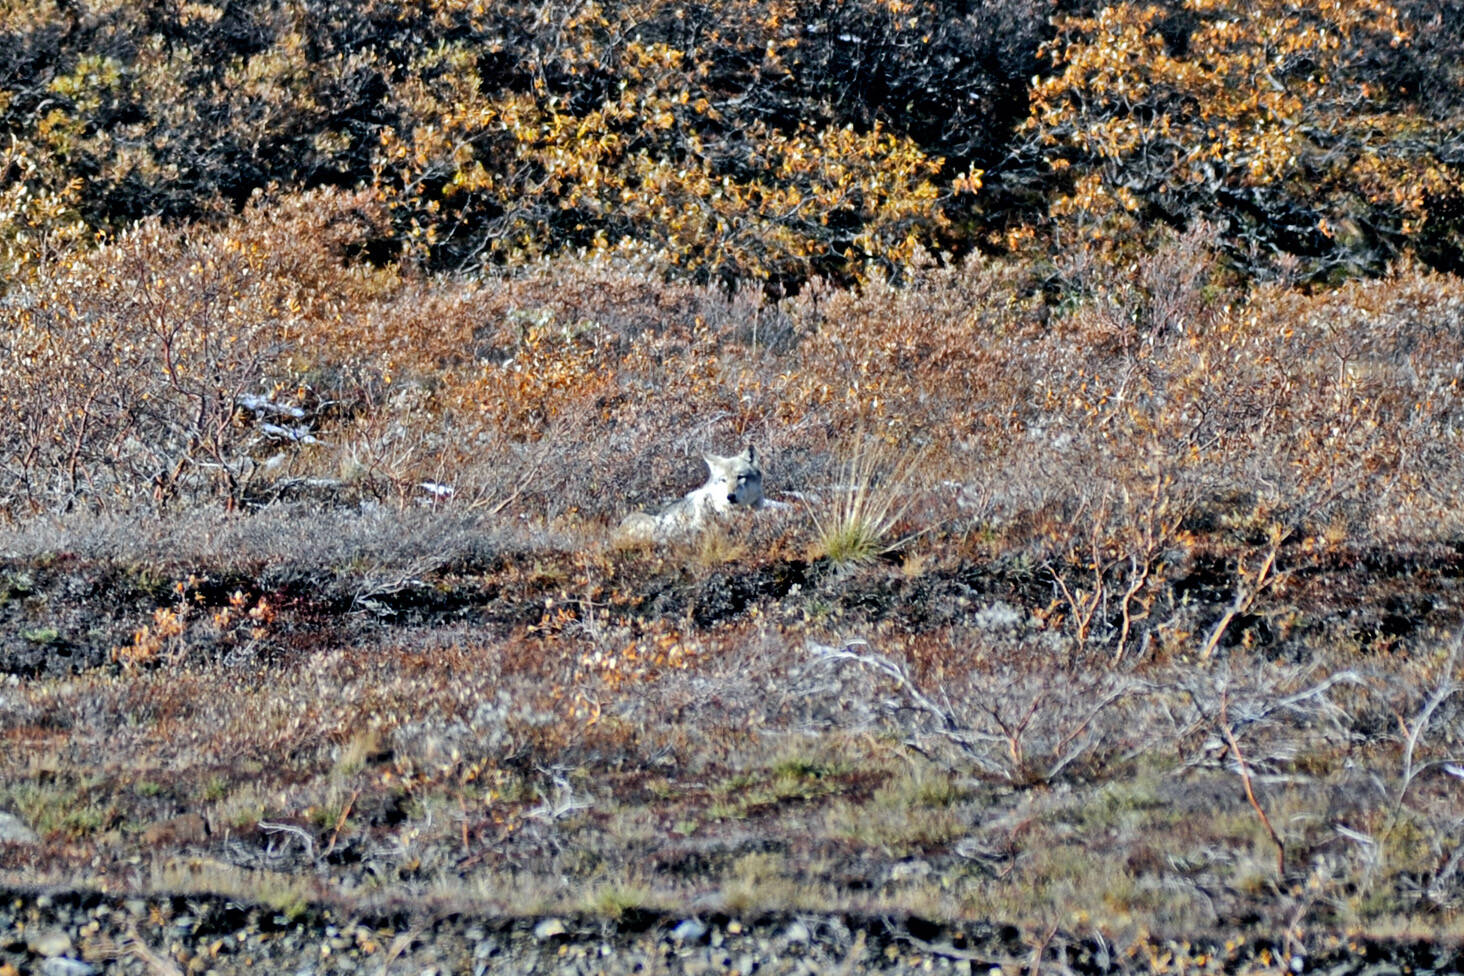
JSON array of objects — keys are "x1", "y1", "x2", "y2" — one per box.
[{"x1": 808, "y1": 435, "x2": 923, "y2": 568}]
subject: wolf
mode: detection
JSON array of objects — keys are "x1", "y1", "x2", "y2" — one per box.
[{"x1": 618, "y1": 445, "x2": 765, "y2": 542}]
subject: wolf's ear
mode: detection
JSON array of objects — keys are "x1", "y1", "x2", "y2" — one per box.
[
  {"x1": 742, "y1": 445, "x2": 757, "y2": 464},
  {"x1": 702, "y1": 453, "x2": 720, "y2": 472}
]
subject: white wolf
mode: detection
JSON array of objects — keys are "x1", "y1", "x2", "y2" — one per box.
[{"x1": 618, "y1": 446, "x2": 765, "y2": 542}]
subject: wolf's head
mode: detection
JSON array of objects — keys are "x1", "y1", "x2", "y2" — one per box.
[{"x1": 703, "y1": 445, "x2": 763, "y2": 509}]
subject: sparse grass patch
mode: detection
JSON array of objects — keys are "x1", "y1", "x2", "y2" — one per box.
[
  {"x1": 874, "y1": 763, "x2": 962, "y2": 809},
  {"x1": 770, "y1": 754, "x2": 836, "y2": 787},
  {"x1": 1068, "y1": 767, "x2": 1170, "y2": 832},
  {"x1": 149, "y1": 858, "x2": 316, "y2": 922},
  {"x1": 825, "y1": 761, "x2": 966, "y2": 853},
  {"x1": 3, "y1": 778, "x2": 113, "y2": 839},
  {"x1": 586, "y1": 881, "x2": 657, "y2": 918},
  {"x1": 731, "y1": 851, "x2": 788, "y2": 887},
  {"x1": 720, "y1": 851, "x2": 825, "y2": 915},
  {"x1": 211, "y1": 780, "x2": 272, "y2": 831},
  {"x1": 825, "y1": 797, "x2": 965, "y2": 853},
  {"x1": 703, "y1": 746, "x2": 856, "y2": 821}
]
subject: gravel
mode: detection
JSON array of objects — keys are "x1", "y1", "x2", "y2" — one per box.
[{"x1": 3, "y1": 887, "x2": 1464, "y2": 975}]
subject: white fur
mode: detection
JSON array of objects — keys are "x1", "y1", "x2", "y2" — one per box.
[{"x1": 618, "y1": 446, "x2": 764, "y2": 542}]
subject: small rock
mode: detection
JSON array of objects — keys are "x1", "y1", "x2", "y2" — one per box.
[
  {"x1": 533, "y1": 918, "x2": 567, "y2": 940},
  {"x1": 27, "y1": 929, "x2": 74, "y2": 958},
  {"x1": 0, "y1": 812, "x2": 38, "y2": 844},
  {"x1": 736, "y1": 952, "x2": 757, "y2": 975},
  {"x1": 40, "y1": 960, "x2": 97, "y2": 976},
  {"x1": 671, "y1": 919, "x2": 707, "y2": 944}
]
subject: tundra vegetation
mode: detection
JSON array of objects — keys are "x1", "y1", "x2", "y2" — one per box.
[{"x1": 2, "y1": 0, "x2": 1464, "y2": 971}]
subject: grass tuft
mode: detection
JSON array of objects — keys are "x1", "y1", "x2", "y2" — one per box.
[{"x1": 809, "y1": 435, "x2": 922, "y2": 568}]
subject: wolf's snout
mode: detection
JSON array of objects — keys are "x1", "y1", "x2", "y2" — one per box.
[{"x1": 727, "y1": 493, "x2": 739, "y2": 504}]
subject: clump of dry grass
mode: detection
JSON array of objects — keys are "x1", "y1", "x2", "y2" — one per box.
[{"x1": 808, "y1": 436, "x2": 923, "y2": 568}]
